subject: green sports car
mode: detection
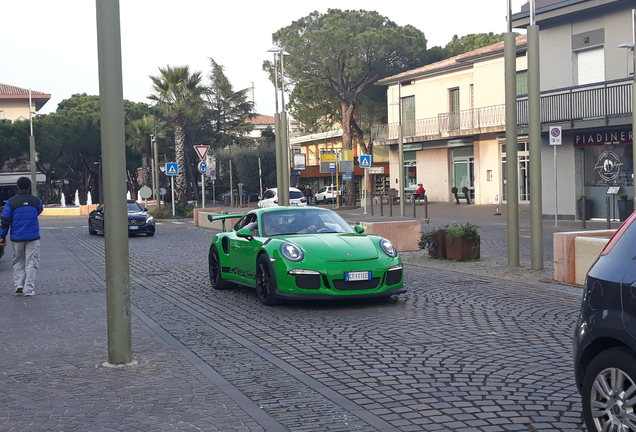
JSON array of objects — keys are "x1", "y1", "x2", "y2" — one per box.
[{"x1": 207, "y1": 206, "x2": 404, "y2": 305}]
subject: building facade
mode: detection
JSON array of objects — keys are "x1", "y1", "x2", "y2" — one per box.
[
  {"x1": 372, "y1": 36, "x2": 528, "y2": 205},
  {"x1": 513, "y1": 0, "x2": 634, "y2": 220}
]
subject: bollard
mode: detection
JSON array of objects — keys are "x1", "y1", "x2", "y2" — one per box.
[
  {"x1": 451, "y1": 187, "x2": 460, "y2": 205},
  {"x1": 380, "y1": 194, "x2": 384, "y2": 216},
  {"x1": 462, "y1": 187, "x2": 471, "y2": 205},
  {"x1": 606, "y1": 196, "x2": 611, "y2": 229},
  {"x1": 412, "y1": 194, "x2": 416, "y2": 218},
  {"x1": 581, "y1": 196, "x2": 587, "y2": 230},
  {"x1": 424, "y1": 195, "x2": 428, "y2": 219},
  {"x1": 370, "y1": 193, "x2": 374, "y2": 216},
  {"x1": 389, "y1": 195, "x2": 393, "y2": 217}
]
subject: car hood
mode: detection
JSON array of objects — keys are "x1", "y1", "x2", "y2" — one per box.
[
  {"x1": 284, "y1": 234, "x2": 380, "y2": 261},
  {"x1": 128, "y1": 212, "x2": 148, "y2": 220}
]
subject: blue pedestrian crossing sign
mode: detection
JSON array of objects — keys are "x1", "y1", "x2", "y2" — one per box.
[
  {"x1": 166, "y1": 163, "x2": 179, "y2": 176},
  {"x1": 359, "y1": 155, "x2": 372, "y2": 168}
]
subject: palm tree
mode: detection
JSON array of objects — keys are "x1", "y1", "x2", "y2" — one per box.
[
  {"x1": 148, "y1": 65, "x2": 206, "y2": 207},
  {"x1": 125, "y1": 115, "x2": 166, "y2": 189}
]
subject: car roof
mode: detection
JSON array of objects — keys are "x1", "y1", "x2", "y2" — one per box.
[
  {"x1": 267, "y1": 187, "x2": 302, "y2": 192},
  {"x1": 257, "y1": 206, "x2": 327, "y2": 215}
]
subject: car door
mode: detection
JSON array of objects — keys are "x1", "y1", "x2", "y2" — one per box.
[{"x1": 229, "y1": 213, "x2": 261, "y2": 284}]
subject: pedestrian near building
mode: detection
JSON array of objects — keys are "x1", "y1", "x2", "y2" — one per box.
[
  {"x1": 0, "y1": 177, "x2": 43, "y2": 296},
  {"x1": 410, "y1": 183, "x2": 425, "y2": 202},
  {"x1": 304, "y1": 185, "x2": 313, "y2": 205}
]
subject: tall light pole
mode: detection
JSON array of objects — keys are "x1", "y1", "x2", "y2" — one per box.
[
  {"x1": 505, "y1": 0, "x2": 520, "y2": 267},
  {"x1": 28, "y1": 89, "x2": 38, "y2": 198},
  {"x1": 528, "y1": 0, "x2": 544, "y2": 270},
  {"x1": 398, "y1": 82, "x2": 405, "y2": 217},
  {"x1": 267, "y1": 47, "x2": 291, "y2": 206}
]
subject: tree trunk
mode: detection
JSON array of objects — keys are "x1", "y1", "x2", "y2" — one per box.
[
  {"x1": 141, "y1": 147, "x2": 152, "y2": 187},
  {"x1": 174, "y1": 120, "x2": 188, "y2": 207},
  {"x1": 340, "y1": 102, "x2": 355, "y2": 206}
]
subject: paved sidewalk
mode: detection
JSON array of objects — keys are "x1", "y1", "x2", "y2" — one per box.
[{"x1": 0, "y1": 202, "x2": 599, "y2": 431}]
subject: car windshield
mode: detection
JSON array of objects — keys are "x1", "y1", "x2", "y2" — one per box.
[
  {"x1": 260, "y1": 209, "x2": 354, "y2": 236},
  {"x1": 127, "y1": 202, "x2": 144, "y2": 213}
]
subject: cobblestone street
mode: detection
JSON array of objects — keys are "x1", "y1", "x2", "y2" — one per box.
[{"x1": 0, "y1": 210, "x2": 588, "y2": 431}]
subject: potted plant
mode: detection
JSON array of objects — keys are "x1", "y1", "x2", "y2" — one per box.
[
  {"x1": 444, "y1": 223, "x2": 480, "y2": 260},
  {"x1": 419, "y1": 226, "x2": 448, "y2": 259},
  {"x1": 618, "y1": 194, "x2": 634, "y2": 222},
  {"x1": 577, "y1": 195, "x2": 593, "y2": 220}
]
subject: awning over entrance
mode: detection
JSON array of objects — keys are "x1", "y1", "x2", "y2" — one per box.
[{"x1": 0, "y1": 172, "x2": 46, "y2": 187}]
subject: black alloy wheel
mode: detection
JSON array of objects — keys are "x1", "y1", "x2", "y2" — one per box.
[
  {"x1": 209, "y1": 245, "x2": 231, "y2": 290},
  {"x1": 256, "y1": 254, "x2": 279, "y2": 306}
]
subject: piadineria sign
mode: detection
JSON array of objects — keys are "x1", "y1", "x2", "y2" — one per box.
[{"x1": 573, "y1": 129, "x2": 633, "y2": 147}]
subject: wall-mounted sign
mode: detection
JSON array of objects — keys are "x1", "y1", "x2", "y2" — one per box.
[
  {"x1": 448, "y1": 139, "x2": 474, "y2": 147},
  {"x1": 594, "y1": 150, "x2": 623, "y2": 181},
  {"x1": 574, "y1": 129, "x2": 633, "y2": 147}
]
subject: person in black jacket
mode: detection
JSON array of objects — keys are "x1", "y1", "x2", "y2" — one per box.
[{"x1": 0, "y1": 177, "x2": 43, "y2": 296}]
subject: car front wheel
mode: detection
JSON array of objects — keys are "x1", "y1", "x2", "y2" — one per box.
[
  {"x1": 209, "y1": 245, "x2": 231, "y2": 290},
  {"x1": 582, "y1": 347, "x2": 636, "y2": 432},
  {"x1": 256, "y1": 254, "x2": 279, "y2": 306},
  {"x1": 88, "y1": 222, "x2": 97, "y2": 235}
]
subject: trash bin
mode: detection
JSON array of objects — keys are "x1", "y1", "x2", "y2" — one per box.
[{"x1": 223, "y1": 195, "x2": 230, "y2": 206}]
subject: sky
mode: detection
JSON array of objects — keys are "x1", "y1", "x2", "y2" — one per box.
[{"x1": 2, "y1": 0, "x2": 527, "y2": 117}]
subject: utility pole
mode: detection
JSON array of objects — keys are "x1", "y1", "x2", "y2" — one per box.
[{"x1": 96, "y1": 0, "x2": 132, "y2": 365}]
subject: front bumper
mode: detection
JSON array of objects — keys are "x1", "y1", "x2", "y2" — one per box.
[{"x1": 271, "y1": 258, "x2": 404, "y2": 299}]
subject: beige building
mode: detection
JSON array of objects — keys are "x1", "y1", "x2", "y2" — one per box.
[
  {"x1": 373, "y1": 35, "x2": 527, "y2": 205},
  {"x1": 0, "y1": 83, "x2": 50, "y2": 121}
]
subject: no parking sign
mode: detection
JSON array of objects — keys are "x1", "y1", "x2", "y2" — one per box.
[{"x1": 550, "y1": 126, "x2": 562, "y2": 145}]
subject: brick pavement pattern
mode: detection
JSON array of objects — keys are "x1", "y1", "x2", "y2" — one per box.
[{"x1": 0, "y1": 202, "x2": 601, "y2": 431}]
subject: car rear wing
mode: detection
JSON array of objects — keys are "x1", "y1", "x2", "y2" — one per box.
[{"x1": 207, "y1": 213, "x2": 244, "y2": 231}]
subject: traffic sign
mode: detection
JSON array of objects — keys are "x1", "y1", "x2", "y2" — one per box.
[
  {"x1": 166, "y1": 163, "x2": 179, "y2": 176},
  {"x1": 194, "y1": 145, "x2": 210, "y2": 160},
  {"x1": 329, "y1": 162, "x2": 335, "y2": 172},
  {"x1": 209, "y1": 169, "x2": 217, "y2": 180},
  {"x1": 198, "y1": 161, "x2": 207, "y2": 174},
  {"x1": 549, "y1": 126, "x2": 562, "y2": 145},
  {"x1": 342, "y1": 173, "x2": 352, "y2": 181},
  {"x1": 359, "y1": 155, "x2": 372, "y2": 168}
]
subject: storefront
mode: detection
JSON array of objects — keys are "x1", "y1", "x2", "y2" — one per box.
[{"x1": 575, "y1": 128, "x2": 634, "y2": 219}]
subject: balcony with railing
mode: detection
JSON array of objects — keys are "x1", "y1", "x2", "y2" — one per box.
[{"x1": 371, "y1": 78, "x2": 633, "y2": 144}]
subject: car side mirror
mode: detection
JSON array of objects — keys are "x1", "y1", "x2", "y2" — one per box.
[
  {"x1": 236, "y1": 228, "x2": 254, "y2": 241},
  {"x1": 354, "y1": 225, "x2": 365, "y2": 234}
]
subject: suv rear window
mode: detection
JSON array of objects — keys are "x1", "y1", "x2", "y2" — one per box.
[{"x1": 290, "y1": 191, "x2": 304, "y2": 199}]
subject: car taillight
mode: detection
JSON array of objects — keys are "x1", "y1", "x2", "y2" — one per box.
[
  {"x1": 600, "y1": 211, "x2": 636, "y2": 255},
  {"x1": 274, "y1": 200, "x2": 278, "y2": 204},
  {"x1": 300, "y1": 198, "x2": 307, "y2": 203}
]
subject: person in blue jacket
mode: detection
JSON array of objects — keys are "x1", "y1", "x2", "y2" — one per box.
[{"x1": 0, "y1": 177, "x2": 43, "y2": 296}]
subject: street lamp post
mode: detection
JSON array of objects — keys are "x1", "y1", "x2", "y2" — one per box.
[
  {"x1": 267, "y1": 47, "x2": 291, "y2": 206},
  {"x1": 28, "y1": 89, "x2": 38, "y2": 198},
  {"x1": 618, "y1": 8, "x2": 636, "y2": 199}
]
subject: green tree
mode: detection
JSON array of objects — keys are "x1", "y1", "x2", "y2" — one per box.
[
  {"x1": 125, "y1": 115, "x2": 166, "y2": 189},
  {"x1": 203, "y1": 58, "x2": 255, "y2": 149},
  {"x1": 444, "y1": 32, "x2": 509, "y2": 57},
  {"x1": 270, "y1": 9, "x2": 426, "y2": 203},
  {"x1": 0, "y1": 119, "x2": 28, "y2": 169},
  {"x1": 271, "y1": 9, "x2": 426, "y2": 154},
  {"x1": 149, "y1": 65, "x2": 206, "y2": 207}
]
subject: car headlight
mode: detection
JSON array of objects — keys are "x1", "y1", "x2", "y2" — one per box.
[
  {"x1": 146, "y1": 215, "x2": 155, "y2": 224},
  {"x1": 380, "y1": 239, "x2": 397, "y2": 258},
  {"x1": 280, "y1": 242, "x2": 304, "y2": 262}
]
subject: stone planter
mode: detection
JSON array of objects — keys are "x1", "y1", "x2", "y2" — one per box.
[
  {"x1": 445, "y1": 236, "x2": 480, "y2": 261},
  {"x1": 618, "y1": 199, "x2": 634, "y2": 222},
  {"x1": 577, "y1": 198, "x2": 593, "y2": 220}
]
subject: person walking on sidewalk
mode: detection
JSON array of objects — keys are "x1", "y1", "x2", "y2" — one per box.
[{"x1": 0, "y1": 177, "x2": 43, "y2": 296}]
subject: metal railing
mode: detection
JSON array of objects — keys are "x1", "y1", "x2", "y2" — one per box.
[
  {"x1": 371, "y1": 79, "x2": 633, "y2": 143},
  {"x1": 516, "y1": 78, "x2": 632, "y2": 125}
]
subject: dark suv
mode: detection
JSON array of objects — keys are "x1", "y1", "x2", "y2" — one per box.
[{"x1": 573, "y1": 210, "x2": 636, "y2": 431}]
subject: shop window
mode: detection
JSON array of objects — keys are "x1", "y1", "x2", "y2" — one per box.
[{"x1": 583, "y1": 145, "x2": 633, "y2": 187}]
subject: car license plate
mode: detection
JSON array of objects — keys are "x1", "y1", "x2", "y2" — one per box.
[
  {"x1": 129, "y1": 226, "x2": 139, "y2": 230},
  {"x1": 291, "y1": 202, "x2": 298, "y2": 206},
  {"x1": 345, "y1": 271, "x2": 371, "y2": 281}
]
